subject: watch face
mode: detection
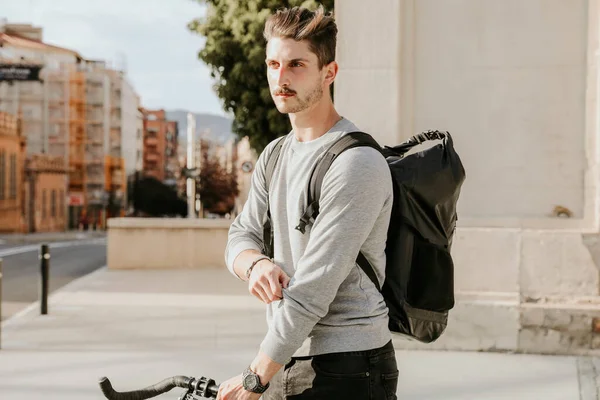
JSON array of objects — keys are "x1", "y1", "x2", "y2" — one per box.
[{"x1": 243, "y1": 373, "x2": 258, "y2": 390}]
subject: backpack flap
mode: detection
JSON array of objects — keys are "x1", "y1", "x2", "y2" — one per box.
[{"x1": 389, "y1": 132, "x2": 466, "y2": 248}]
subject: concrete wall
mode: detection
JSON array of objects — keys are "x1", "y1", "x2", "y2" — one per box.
[
  {"x1": 334, "y1": 0, "x2": 600, "y2": 355},
  {"x1": 107, "y1": 218, "x2": 231, "y2": 269},
  {"x1": 393, "y1": 227, "x2": 600, "y2": 356},
  {"x1": 335, "y1": 0, "x2": 599, "y2": 223}
]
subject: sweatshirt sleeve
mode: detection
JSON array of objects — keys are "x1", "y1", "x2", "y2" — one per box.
[
  {"x1": 259, "y1": 147, "x2": 393, "y2": 364},
  {"x1": 224, "y1": 139, "x2": 279, "y2": 278}
]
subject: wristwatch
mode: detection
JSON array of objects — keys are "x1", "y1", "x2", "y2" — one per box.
[
  {"x1": 245, "y1": 255, "x2": 271, "y2": 279},
  {"x1": 242, "y1": 367, "x2": 270, "y2": 393}
]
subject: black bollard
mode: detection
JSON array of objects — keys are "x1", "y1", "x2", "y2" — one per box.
[{"x1": 40, "y1": 244, "x2": 49, "y2": 315}]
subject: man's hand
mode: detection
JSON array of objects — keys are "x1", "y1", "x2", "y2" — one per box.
[
  {"x1": 248, "y1": 259, "x2": 290, "y2": 304},
  {"x1": 216, "y1": 374, "x2": 261, "y2": 400}
]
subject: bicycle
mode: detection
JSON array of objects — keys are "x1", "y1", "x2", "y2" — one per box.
[{"x1": 99, "y1": 375, "x2": 220, "y2": 399}]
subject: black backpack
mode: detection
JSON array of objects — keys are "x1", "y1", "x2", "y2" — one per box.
[{"x1": 262, "y1": 130, "x2": 466, "y2": 343}]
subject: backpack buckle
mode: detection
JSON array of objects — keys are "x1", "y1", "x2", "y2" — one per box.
[{"x1": 295, "y1": 218, "x2": 309, "y2": 234}]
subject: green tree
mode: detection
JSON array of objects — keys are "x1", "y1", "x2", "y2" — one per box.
[{"x1": 188, "y1": 0, "x2": 334, "y2": 153}]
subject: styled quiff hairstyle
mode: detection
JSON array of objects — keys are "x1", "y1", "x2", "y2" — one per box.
[{"x1": 263, "y1": 5, "x2": 337, "y2": 69}]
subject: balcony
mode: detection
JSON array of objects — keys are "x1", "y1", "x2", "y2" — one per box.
[
  {"x1": 87, "y1": 95, "x2": 104, "y2": 105},
  {"x1": 69, "y1": 178, "x2": 84, "y2": 189},
  {"x1": 86, "y1": 157, "x2": 104, "y2": 165},
  {"x1": 145, "y1": 152, "x2": 159, "y2": 161},
  {"x1": 86, "y1": 139, "x2": 104, "y2": 146},
  {"x1": 86, "y1": 176, "x2": 104, "y2": 186}
]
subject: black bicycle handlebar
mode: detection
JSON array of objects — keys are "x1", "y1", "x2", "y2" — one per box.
[{"x1": 99, "y1": 375, "x2": 220, "y2": 400}]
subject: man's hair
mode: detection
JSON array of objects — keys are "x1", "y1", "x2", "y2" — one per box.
[{"x1": 263, "y1": 5, "x2": 337, "y2": 69}]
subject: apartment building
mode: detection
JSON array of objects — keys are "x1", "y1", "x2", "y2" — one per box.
[
  {"x1": 0, "y1": 21, "x2": 138, "y2": 229},
  {"x1": 0, "y1": 23, "x2": 80, "y2": 156},
  {"x1": 135, "y1": 107, "x2": 144, "y2": 172},
  {"x1": 164, "y1": 120, "x2": 179, "y2": 187},
  {"x1": 142, "y1": 109, "x2": 178, "y2": 185}
]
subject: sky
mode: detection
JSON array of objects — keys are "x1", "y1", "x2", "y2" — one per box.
[{"x1": 0, "y1": 0, "x2": 228, "y2": 117}]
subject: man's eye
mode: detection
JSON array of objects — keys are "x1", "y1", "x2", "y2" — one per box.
[{"x1": 291, "y1": 62, "x2": 302, "y2": 67}]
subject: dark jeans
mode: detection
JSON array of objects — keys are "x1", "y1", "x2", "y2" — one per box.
[{"x1": 262, "y1": 340, "x2": 398, "y2": 400}]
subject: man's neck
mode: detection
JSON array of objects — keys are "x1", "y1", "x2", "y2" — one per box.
[{"x1": 290, "y1": 105, "x2": 342, "y2": 143}]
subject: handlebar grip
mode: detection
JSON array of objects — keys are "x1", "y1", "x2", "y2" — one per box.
[{"x1": 99, "y1": 376, "x2": 191, "y2": 400}]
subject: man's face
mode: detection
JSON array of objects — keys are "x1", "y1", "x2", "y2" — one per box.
[{"x1": 265, "y1": 37, "x2": 327, "y2": 114}]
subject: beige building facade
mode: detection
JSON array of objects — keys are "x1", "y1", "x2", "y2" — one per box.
[{"x1": 335, "y1": 0, "x2": 600, "y2": 354}]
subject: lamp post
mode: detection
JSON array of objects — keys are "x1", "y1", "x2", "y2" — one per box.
[{"x1": 186, "y1": 112, "x2": 196, "y2": 219}]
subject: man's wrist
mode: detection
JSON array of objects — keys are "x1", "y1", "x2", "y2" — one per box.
[
  {"x1": 249, "y1": 350, "x2": 283, "y2": 387},
  {"x1": 245, "y1": 255, "x2": 271, "y2": 279}
]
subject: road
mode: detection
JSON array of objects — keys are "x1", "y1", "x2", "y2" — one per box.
[{"x1": 0, "y1": 240, "x2": 107, "y2": 321}]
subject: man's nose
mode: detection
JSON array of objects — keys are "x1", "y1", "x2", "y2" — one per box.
[{"x1": 276, "y1": 66, "x2": 290, "y2": 87}]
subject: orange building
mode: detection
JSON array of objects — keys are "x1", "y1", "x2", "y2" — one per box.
[
  {"x1": 24, "y1": 154, "x2": 68, "y2": 232},
  {"x1": 142, "y1": 109, "x2": 178, "y2": 185},
  {"x1": 0, "y1": 112, "x2": 26, "y2": 232},
  {"x1": 0, "y1": 111, "x2": 68, "y2": 233}
]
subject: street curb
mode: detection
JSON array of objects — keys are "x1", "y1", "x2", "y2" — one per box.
[
  {"x1": 0, "y1": 233, "x2": 106, "y2": 245},
  {"x1": 0, "y1": 238, "x2": 106, "y2": 258},
  {"x1": 1, "y1": 265, "x2": 108, "y2": 332}
]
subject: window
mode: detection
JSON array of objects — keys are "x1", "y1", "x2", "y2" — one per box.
[
  {"x1": 0, "y1": 150, "x2": 5, "y2": 200},
  {"x1": 23, "y1": 107, "x2": 35, "y2": 118},
  {"x1": 20, "y1": 82, "x2": 33, "y2": 95},
  {"x1": 42, "y1": 189, "x2": 47, "y2": 219},
  {"x1": 59, "y1": 189, "x2": 64, "y2": 217},
  {"x1": 51, "y1": 189, "x2": 56, "y2": 217},
  {"x1": 9, "y1": 153, "x2": 16, "y2": 199}
]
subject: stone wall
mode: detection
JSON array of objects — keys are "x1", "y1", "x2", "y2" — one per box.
[{"x1": 107, "y1": 218, "x2": 231, "y2": 269}]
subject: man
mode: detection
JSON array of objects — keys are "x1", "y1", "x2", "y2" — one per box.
[{"x1": 218, "y1": 6, "x2": 398, "y2": 400}]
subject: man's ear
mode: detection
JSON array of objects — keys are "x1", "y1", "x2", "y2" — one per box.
[{"x1": 323, "y1": 61, "x2": 338, "y2": 85}]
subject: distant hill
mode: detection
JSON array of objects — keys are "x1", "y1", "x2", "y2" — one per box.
[{"x1": 166, "y1": 110, "x2": 236, "y2": 144}]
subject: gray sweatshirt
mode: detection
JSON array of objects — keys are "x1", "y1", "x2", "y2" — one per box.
[{"x1": 225, "y1": 117, "x2": 393, "y2": 365}]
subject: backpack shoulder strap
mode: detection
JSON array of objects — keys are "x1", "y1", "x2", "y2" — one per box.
[
  {"x1": 296, "y1": 131, "x2": 382, "y2": 233},
  {"x1": 264, "y1": 136, "x2": 287, "y2": 192},
  {"x1": 262, "y1": 135, "x2": 287, "y2": 258},
  {"x1": 297, "y1": 131, "x2": 384, "y2": 292}
]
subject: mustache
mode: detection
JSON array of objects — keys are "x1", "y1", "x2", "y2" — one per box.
[{"x1": 273, "y1": 88, "x2": 296, "y2": 95}]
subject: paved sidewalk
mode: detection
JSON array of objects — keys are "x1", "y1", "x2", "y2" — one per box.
[{"x1": 0, "y1": 267, "x2": 596, "y2": 399}]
